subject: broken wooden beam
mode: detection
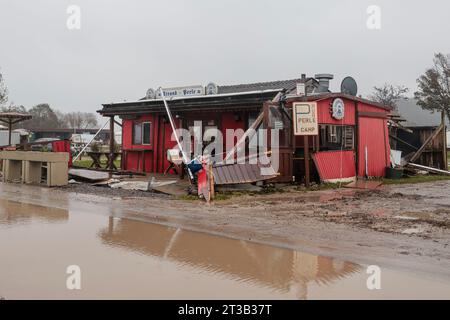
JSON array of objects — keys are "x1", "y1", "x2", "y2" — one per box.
[
  {"x1": 389, "y1": 134, "x2": 418, "y2": 151},
  {"x1": 409, "y1": 123, "x2": 444, "y2": 163},
  {"x1": 406, "y1": 163, "x2": 450, "y2": 176}
]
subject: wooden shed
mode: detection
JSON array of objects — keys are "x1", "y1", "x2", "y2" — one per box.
[{"x1": 98, "y1": 77, "x2": 391, "y2": 184}]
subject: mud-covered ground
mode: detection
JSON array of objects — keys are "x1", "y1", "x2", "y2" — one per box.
[
  {"x1": 61, "y1": 183, "x2": 172, "y2": 199},
  {"x1": 61, "y1": 179, "x2": 450, "y2": 238},
  {"x1": 3, "y1": 180, "x2": 450, "y2": 278},
  {"x1": 211, "y1": 183, "x2": 450, "y2": 237}
]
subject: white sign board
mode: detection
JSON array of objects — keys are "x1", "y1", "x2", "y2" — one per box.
[
  {"x1": 156, "y1": 85, "x2": 205, "y2": 99},
  {"x1": 296, "y1": 83, "x2": 305, "y2": 96},
  {"x1": 274, "y1": 120, "x2": 284, "y2": 130},
  {"x1": 293, "y1": 102, "x2": 318, "y2": 136}
]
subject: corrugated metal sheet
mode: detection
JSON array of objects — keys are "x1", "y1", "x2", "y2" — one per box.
[
  {"x1": 212, "y1": 163, "x2": 278, "y2": 185},
  {"x1": 312, "y1": 151, "x2": 356, "y2": 181},
  {"x1": 358, "y1": 117, "x2": 390, "y2": 177}
]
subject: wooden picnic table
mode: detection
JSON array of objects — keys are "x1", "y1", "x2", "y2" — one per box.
[{"x1": 86, "y1": 151, "x2": 121, "y2": 170}]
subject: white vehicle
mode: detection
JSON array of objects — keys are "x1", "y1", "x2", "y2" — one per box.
[{"x1": 0, "y1": 131, "x2": 20, "y2": 147}]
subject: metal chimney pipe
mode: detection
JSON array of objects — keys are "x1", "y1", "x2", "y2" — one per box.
[{"x1": 315, "y1": 73, "x2": 334, "y2": 91}]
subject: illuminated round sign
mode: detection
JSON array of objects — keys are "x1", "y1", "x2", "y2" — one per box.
[{"x1": 332, "y1": 98, "x2": 345, "y2": 120}]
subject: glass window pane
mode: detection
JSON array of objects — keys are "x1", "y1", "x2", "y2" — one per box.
[
  {"x1": 133, "y1": 122, "x2": 142, "y2": 145},
  {"x1": 142, "y1": 122, "x2": 151, "y2": 145}
]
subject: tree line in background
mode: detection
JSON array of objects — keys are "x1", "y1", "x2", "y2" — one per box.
[
  {"x1": 0, "y1": 70, "x2": 98, "y2": 130},
  {"x1": 1, "y1": 52, "x2": 449, "y2": 129},
  {"x1": 369, "y1": 53, "x2": 450, "y2": 123}
]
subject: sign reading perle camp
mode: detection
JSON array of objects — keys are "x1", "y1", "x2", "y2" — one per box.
[{"x1": 293, "y1": 102, "x2": 318, "y2": 136}]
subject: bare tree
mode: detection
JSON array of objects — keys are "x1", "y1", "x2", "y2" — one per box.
[
  {"x1": 0, "y1": 71, "x2": 99, "y2": 130},
  {"x1": 370, "y1": 83, "x2": 409, "y2": 110},
  {"x1": 62, "y1": 111, "x2": 98, "y2": 129},
  {"x1": 0, "y1": 69, "x2": 8, "y2": 106},
  {"x1": 83, "y1": 112, "x2": 98, "y2": 128},
  {"x1": 0, "y1": 104, "x2": 27, "y2": 113},
  {"x1": 415, "y1": 53, "x2": 450, "y2": 122},
  {"x1": 22, "y1": 103, "x2": 62, "y2": 129}
]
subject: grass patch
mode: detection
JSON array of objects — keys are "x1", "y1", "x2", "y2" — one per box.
[
  {"x1": 177, "y1": 185, "x2": 285, "y2": 201},
  {"x1": 307, "y1": 182, "x2": 349, "y2": 191},
  {"x1": 178, "y1": 194, "x2": 200, "y2": 201},
  {"x1": 72, "y1": 159, "x2": 94, "y2": 168},
  {"x1": 177, "y1": 192, "x2": 235, "y2": 201},
  {"x1": 211, "y1": 185, "x2": 286, "y2": 200},
  {"x1": 178, "y1": 174, "x2": 450, "y2": 202},
  {"x1": 383, "y1": 175, "x2": 450, "y2": 185},
  {"x1": 73, "y1": 158, "x2": 121, "y2": 169},
  {"x1": 294, "y1": 181, "x2": 351, "y2": 192}
]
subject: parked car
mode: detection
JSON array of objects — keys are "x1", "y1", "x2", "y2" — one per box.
[{"x1": 30, "y1": 138, "x2": 60, "y2": 152}]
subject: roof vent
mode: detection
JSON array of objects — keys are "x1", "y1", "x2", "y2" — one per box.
[{"x1": 314, "y1": 73, "x2": 334, "y2": 92}]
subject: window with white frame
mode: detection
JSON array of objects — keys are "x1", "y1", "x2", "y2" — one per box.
[{"x1": 133, "y1": 121, "x2": 152, "y2": 145}]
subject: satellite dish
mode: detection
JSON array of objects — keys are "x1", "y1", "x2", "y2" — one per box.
[
  {"x1": 145, "y1": 88, "x2": 156, "y2": 99},
  {"x1": 341, "y1": 77, "x2": 358, "y2": 96}
]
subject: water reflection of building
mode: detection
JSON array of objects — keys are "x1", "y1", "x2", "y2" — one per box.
[
  {"x1": 0, "y1": 199, "x2": 68, "y2": 225},
  {"x1": 99, "y1": 217, "x2": 360, "y2": 299}
]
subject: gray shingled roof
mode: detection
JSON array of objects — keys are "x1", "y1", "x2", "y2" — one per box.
[
  {"x1": 139, "y1": 78, "x2": 318, "y2": 100},
  {"x1": 397, "y1": 98, "x2": 449, "y2": 127},
  {"x1": 217, "y1": 78, "x2": 315, "y2": 94}
]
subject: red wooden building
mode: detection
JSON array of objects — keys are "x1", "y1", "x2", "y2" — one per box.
[{"x1": 98, "y1": 76, "x2": 391, "y2": 183}]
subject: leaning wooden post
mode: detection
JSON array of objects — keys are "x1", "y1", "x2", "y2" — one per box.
[
  {"x1": 109, "y1": 115, "x2": 115, "y2": 170},
  {"x1": 409, "y1": 123, "x2": 444, "y2": 163},
  {"x1": 304, "y1": 136, "x2": 310, "y2": 187}
]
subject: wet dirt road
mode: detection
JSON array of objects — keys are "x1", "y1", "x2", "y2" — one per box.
[{"x1": 0, "y1": 182, "x2": 450, "y2": 299}]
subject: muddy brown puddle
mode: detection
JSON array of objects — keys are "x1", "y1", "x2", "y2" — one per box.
[{"x1": 0, "y1": 198, "x2": 449, "y2": 299}]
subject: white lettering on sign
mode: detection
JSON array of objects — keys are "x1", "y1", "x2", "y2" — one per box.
[
  {"x1": 156, "y1": 85, "x2": 205, "y2": 99},
  {"x1": 293, "y1": 102, "x2": 318, "y2": 136}
]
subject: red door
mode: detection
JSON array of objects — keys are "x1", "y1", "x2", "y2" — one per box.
[{"x1": 358, "y1": 117, "x2": 390, "y2": 177}]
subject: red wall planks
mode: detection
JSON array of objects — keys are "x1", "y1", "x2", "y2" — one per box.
[
  {"x1": 358, "y1": 102, "x2": 387, "y2": 114},
  {"x1": 119, "y1": 95, "x2": 391, "y2": 177},
  {"x1": 316, "y1": 98, "x2": 355, "y2": 125},
  {"x1": 122, "y1": 115, "x2": 154, "y2": 151},
  {"x1": 357, "y1": 116, "x2": 390, "y2": 177}
]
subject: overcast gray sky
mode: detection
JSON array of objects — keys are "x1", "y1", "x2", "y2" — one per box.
[{"x1": 1, "y1": 0, "x2": 449, "y2": 115}]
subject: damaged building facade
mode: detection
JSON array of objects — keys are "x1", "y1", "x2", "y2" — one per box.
[
  {"x1": 98, "y1": 75, "x2": 391, "y2": 184},
  {"x1": 389, "y1": 98, "x2": 449, "y2": 170}
]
